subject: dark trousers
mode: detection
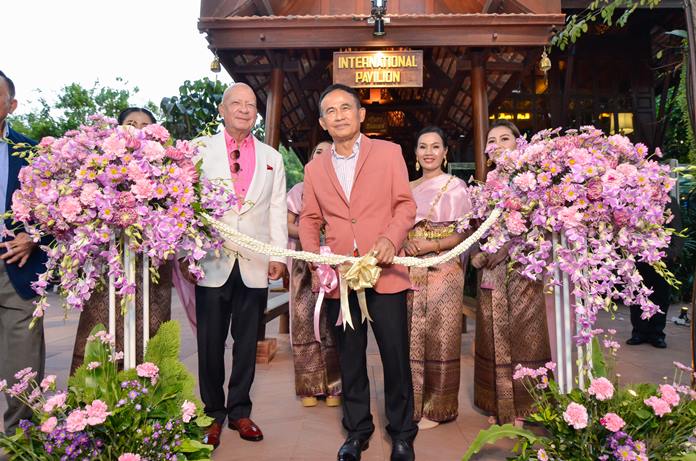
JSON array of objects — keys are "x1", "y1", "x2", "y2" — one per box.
[
  {"x1": 630, "y1": 262, "x2": 671, "y2": 341},
  {"x1": 325, "y1": 289, "x2": 418, "y2": 443},
  {"x1": 195, "y1": 262, "x2": 267, "y2": 423}
]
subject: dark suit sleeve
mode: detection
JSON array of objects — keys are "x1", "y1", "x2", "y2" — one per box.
[{"x1": 379, "y1": 146, "x2": 416, "y2": 250}]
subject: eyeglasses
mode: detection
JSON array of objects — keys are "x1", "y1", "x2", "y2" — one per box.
[{"x1": 230, "y1": 149, "x2": 241, "y2": 174}]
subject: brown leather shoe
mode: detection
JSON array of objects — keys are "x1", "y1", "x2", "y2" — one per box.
[
  {"x1": 228, "y1": 417, "x2": 264, "y2": 441},
  {"x1": 203, "y1": 421, "x2": 223, "y2": 449}
]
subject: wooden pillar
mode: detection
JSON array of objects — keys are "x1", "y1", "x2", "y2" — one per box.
[
  {"x1": 261, "y1": 66, "x2": 290, "y2": 339},
  {"x1": 471, "y1": 50, "x2": 489, "y2": 181},
  {"x1": 264, "y1": 67, "x2": 284, "y2": 149}
]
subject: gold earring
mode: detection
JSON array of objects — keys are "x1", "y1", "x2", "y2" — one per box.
[
  {"x1": 443, "y1": 158, "x2": 448, "y2": 168},
  {"x1": 415, "y1": 161, "x2": 420, "y2": 171}
]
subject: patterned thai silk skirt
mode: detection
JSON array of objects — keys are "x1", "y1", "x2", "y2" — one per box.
[
  {"x1": 290, "y1": 258, "x2": 341, "y2": 397},
  {"x1": 474, "y1": 263, "x2": 552, "y2": 423},
  {"x1": 407, "y1": 221, "x2": 463, "y2": 422},
  {"x1": 71, "y1": 260, "x2": 173, "y2": 374}
]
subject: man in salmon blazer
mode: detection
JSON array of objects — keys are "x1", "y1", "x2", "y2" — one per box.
[{"x1": 299, "y1": 84, "x2": 417, "y2": 461}]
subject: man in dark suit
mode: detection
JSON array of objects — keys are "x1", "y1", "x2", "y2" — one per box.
[
  {"x1": 626, "y1": 195, "x2": 684, "y2": 349},
  {"x1": 0, "y1": 70, "x2": 48, "y2": 434}
]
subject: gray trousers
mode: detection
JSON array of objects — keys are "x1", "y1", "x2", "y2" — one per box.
[{"x1": 0, "y1": 264, "x2": 45, "y2": 435}]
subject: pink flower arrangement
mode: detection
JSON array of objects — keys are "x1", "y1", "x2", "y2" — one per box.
[
  {"x1": 599, "y1": 412, "x2": 625, "y2": 432},
  {"x1": 461, "y1": 127, "x2": 675, "y2": 343},
  {"x1": 563, "y1": 402, "x2": 589, "y2": 429},
  {"x1": 11, "y1": 115, "x2": 236, "y2": 317},
  {"x1": 588, "y1": 377, "x2": 615, "y2": 401}
]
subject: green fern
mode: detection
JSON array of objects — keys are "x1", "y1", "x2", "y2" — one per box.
[{"x1": 462, "y1": 424, "x2": 539, "y2": 461}]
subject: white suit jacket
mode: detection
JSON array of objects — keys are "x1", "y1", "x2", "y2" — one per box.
[{"x1": 194, "y1": 131, "x2": 288, "y2": 288}]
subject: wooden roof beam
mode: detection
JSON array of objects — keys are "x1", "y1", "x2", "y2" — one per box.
[
  {"x1": 200, "y1": 14, "x2": 566, "y2": 49},
  {"x1": 230, "y1": 61, "x2": 301, "y2": 74}
]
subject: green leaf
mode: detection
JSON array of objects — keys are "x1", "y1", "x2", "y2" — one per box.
[
  {"x1": 179, "y1": 438, "x2": 214, "y2": 453},
  {"x1": 666, "y1": 29, "x2": 688, "y2": 39},
  {"x1": 461, "y1": 424, "x2": 539, "y2": 461},
  {"x1": 591, "y1": 336, "x2": 608, "y2": 378}
]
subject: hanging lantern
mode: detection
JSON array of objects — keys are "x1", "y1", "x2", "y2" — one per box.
[
  {"x1": 539, "y1": 49, "x2": 552, "y2": 75},
  {"x1": 210, "y1": 54, "x2": 222, "y2": 73}
]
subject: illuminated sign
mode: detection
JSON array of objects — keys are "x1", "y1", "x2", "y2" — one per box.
[{"x1": 333, "y1": 50, "x2": 423, "y2": 88}]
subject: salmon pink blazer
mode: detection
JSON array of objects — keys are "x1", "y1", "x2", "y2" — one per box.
[{"x1": 299, "y1": 135, "x2": 416, "y2": 298}]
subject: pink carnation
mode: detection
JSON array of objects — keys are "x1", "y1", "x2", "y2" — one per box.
[
  {"x1": 505, "y1": 210, "x2": 527, "y2": 236},
  {"x1": 43, "y1": 392, "x2": 67, "y2": 413},
  {"x1": 181, "y1": 400, "x2": 196, "y2": 423},
  {"x1": 563, "y1": 402, "x2": 588, "y2": 429},
  {"x1": 512, "y1": 171, "x2": 537, "y2": 192},
  {"x1": 136, "y1": 362, "x2": 159, "y2": 385},
  {"x1": 658, "y1": 384, "x2": 680, "y2": 407},
  {"x1": 40, "y1": 375, "x2": 56, "y2": 392},
  {"x1": 586, "y1": 177, "x2": 603, "y2": 201},
  {"x1": 644, "y1": 396, "x2": 672, "y2": 417},
  {"x1": 85, "y1": 399, "x2": 110, "y2": 426},
  {"x1": 588, "y1": 377, "x2": 614, "y2": 401},
  {"x1": 143, "y1": 124, "x2": 170, "y2": 142},
  {"x1": 79, "y1": 182, "x2": 100, "y2": 207},
  {"x1": 40, "y1": 416, "x2": 58, "y2": 434},
  {"x1": 131, "y1": 179, "x2": 155, "y2": 200},
  {"x1": 58, "y1": 196, "x2": 82, "y2": 222},
  {"x1": 600, "y1": 412, "x2": 625, "y2": 432},
  {"x1": 65, "y1": 409, "x2": 87, "y2": 432},
  {"x1": 141, "y1": 140, "x2": 165, "y2": 161},
  {"x1": 118, "y1": 454, "x2": 142, "y2": 461}
]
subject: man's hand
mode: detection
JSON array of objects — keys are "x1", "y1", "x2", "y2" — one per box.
[
  {"x1": 1, "y1": 232, "x2": 36, "y2": 267},
  {"x1": 178, "y1": 259, "x2": 198, "y2": 284},
  {"x1": 268, "y1": 261, "x2": 286, "y2": 280},
  {"x1": 471, "y1": 252, "x2": 487, "y2": 269},
  {"x1": 370, "y1": 237, "x2": 396, "y2": 265},
  {"x1": 485, "y1": 247, "x2": 508, "y2": 269}
]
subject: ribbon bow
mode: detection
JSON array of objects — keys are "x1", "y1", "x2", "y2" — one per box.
[
  {"x1": 313, "y1": 246, "x2": 339, "y2": 342},
  {"x1": 337, "y1": 252, "x2": 381, "y2": 331}
]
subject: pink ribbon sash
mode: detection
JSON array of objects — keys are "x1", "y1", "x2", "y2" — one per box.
[{"x1": 313, "y1": 246, "x2": 339, "y2": 342}]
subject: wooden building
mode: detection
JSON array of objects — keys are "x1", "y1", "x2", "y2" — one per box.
[{"x1": 198, "y1": 0, "x2": 686, "y2": 180}]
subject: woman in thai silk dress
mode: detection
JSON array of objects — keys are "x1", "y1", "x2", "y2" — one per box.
[
  {"x1": 403, "y1": 126, "x2": 472, "y2": 430},
  {"x1": 70, "y1": 107, "x2": 174, "y2": 373},
  {"x1": 471, "y1": 120, "x2": 552, "y2": 425},
  {"x1": 287, "y1": 141, "x2": 341, "y2": 407}
]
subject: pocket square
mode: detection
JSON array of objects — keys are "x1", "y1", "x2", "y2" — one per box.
[{"x1": 266, "y1": 164, "x2": 273, "y2": 170}]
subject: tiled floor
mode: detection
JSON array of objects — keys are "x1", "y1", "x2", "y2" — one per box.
[{"x1": 1, "y1": 291, "x2": 692, "y2": 461}]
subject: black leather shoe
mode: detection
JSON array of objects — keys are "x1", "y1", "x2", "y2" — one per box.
[
  {"x1": 391, "y1": 440, "x2": 415, "y2": 461},
  {"x1": 337, "y1": 437, "x2": 369, "y2": 461},
  {"x1": 651, "y1": 338, "x2": 667, "y2": 349},
  {"x1": 626, "y1": 336, "x2": 645, "y2": 346}
]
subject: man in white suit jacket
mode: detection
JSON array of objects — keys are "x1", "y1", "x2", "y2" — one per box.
[{"x1": 182, "y1": 83, "x2": 288, "y2": 449}]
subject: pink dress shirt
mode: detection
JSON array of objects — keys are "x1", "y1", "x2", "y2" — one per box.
[{"x1": 224, "y1": 130, "x2": 256, "y2": 208}]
